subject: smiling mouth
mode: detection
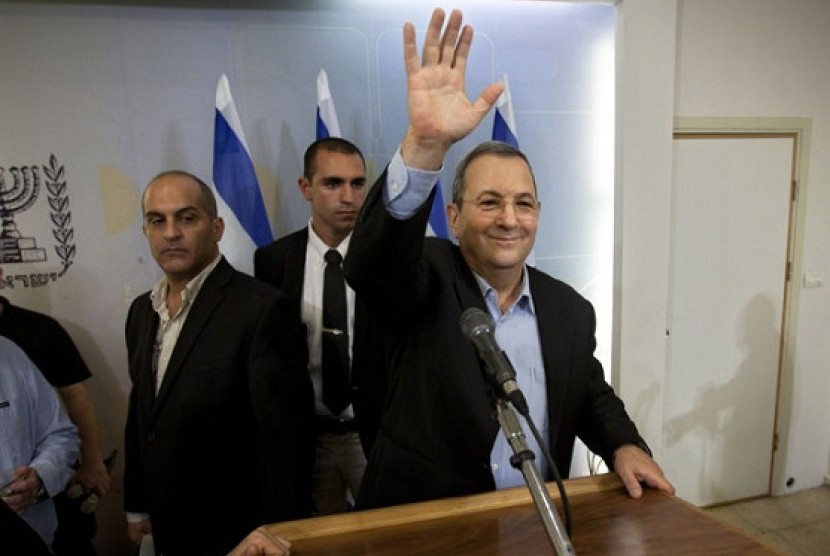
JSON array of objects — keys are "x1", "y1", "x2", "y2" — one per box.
[{"x1": 491, "y1": 236, "x2": 521, "y2": 243}]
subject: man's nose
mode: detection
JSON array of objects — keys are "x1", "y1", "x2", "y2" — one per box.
[
  {"x1": 340, "y1": 185, "x2": 354, "y2": 204},
  {"x1": 163, "y1": 220, "x2": 181, "y2": 238},
  {"x1": 496, "y1": 201, "x2": 518, "y2": 227}
]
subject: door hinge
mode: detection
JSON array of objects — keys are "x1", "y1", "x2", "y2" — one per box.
[
  {"x1": 791, "y1": 179, "x2": 798, "y2": 201},
  {"x1": 773, "y1": 432, "x2": 779, "y2": 452},
  {"x1": 786, "y1": 261, "x2": 792, "y2": 282}
]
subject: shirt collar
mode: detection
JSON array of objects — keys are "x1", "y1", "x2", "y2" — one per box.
[
  {"x1": 307, "y1": 218, "x2": 351, "y2": 261},
  {"x1": 149, "y1": 254, "x2": 222, "y2": 319},
  {"x1": 472, "y1": 266, "x2": 536, "y2": 317}
]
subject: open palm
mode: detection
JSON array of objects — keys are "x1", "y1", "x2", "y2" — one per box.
[{"x1": 401, "y1": 9, "x2": 503, "y2": 169}]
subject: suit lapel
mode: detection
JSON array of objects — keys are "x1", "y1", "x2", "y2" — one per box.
[
  {"x1": 135, "y1": 301, "x2": 160, "y2": 420},
  {"x1": 283, "y1": 229, "x2": 309, "y2": 314},
  {"x1": 151, "y1": 260, "x2": 232, "y2": 419},
  {"x1": 450, "y1": 249, "x2": 500, "y2": 441},
  {"x1": 530, "y1": 271, "x2": 572, "y2": 450},
  {"x1": 451, "y1": 248, "x2": 488, "y2": 314}
]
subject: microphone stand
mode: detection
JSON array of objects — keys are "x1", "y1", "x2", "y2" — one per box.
[{"x1": 496, "y1": 399, "x2": 576, "y2": 555}]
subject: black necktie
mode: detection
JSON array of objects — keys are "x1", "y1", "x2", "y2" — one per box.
[{"x1": 322, "y1": 249, "x2": 350, "y2": 415}]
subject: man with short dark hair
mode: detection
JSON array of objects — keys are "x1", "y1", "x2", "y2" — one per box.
[
  {"x1": 255, "y1": 138, "x2": 387, "y2": 515},
  {"x1": 124, "y1": 170, "x2": 314, "y2": 555}
]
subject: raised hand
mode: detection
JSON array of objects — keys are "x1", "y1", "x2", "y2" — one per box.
[{"x1": 400, "y1": 8, "x2": 504, "y2": 171}]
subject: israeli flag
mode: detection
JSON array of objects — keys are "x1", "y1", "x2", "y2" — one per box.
[
  {"x1": 316, "y1": 69, "x2": 341, "y2": 139},
  {"x1": 492, "y1": 74, "x2": 519, "y2": 149},
  {"x1": 213, "y1": 74, "x2": 273, "y2": 274},
  {"x1": 492, "y1": 75, "x2": 535, "y2": 266},
  {"x1": 426, "y1": 186, "x2": 449, "y2": 239}
]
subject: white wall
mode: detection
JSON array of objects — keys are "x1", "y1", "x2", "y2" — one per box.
[
  {"x1": 613, "y1": 0, "x2": 677, "y2": 468},
  {"x1": 618, "y1": 0, "x2": 830, "y2": 492}
]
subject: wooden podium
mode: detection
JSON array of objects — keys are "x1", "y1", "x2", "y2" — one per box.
[{"x1": 266, "y1": 474, "x2": 785, "y2": 555}]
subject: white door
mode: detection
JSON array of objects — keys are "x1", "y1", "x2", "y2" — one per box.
[{"x1": 662, "y1": 135, "x2": 794, "y2": 506}]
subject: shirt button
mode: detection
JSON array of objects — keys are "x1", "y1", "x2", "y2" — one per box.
[
  {"x1": 147, "y1": 432, "x2": 156, "y2": 442},
  {"x1": 491, "y1": 463, "x2": 499, "y2": 472}
]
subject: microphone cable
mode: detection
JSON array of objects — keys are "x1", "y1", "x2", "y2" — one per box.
[{"x1": 521, "y1": 410, "x2": 573, "y2": 537}]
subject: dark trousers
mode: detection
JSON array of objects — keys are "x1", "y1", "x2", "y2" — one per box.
[
  {"x1": 0, "y1": 498, "x2": 51, "y2": 556},
  {"x1": 51, "y1": 491, "x2": 98, "y2": 556}
]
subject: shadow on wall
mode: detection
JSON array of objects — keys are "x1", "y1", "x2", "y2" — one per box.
[{"x1": 664, "y1": 295, "x2": 782, "y2": 504}]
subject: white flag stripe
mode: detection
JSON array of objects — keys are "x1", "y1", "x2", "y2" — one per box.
[
  {"x1": 216, "y1": 74, "x2": 252, "y2": 153},
  {"x1": 496, "y1": 74, "x2": 518, "y2": 135},
  {"x1": 317, "y1": 69, "x2": 341, "y2": 138}
]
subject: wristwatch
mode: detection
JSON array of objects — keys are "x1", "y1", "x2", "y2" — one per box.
[{"x1": 35, "y1": 477, "x2": 48, "y2": 502}]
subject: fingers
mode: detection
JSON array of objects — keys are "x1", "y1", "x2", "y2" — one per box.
[
  {"x1": 439, "y1": 9, "x2": 463, "y2": 67},
  {"x1": 255, "y1": 526, "x2": 292, "y2": 551},
  {"x1": 450, "y1": 21, "x2": 473, "y2": 71},
  {"x1": 97, "y1": 472, "x2": 113, "y2": 496},
  {"x1": 625, "y1": 469, "x2": 675, "y2": 499},
  {"x1": 1, "y1": 468, "x2": 40, "y2": 512},
  {"x1": 619, "y1": 470, "x2": 644, "y2": 499},
  {"x1": 405, "y1": 8, "x2": 469, "y2": 71},
  {"x1": 229, "y1": 527, "x2": 291, "y2": 556},
  {"x1": 126, "y1": 519, "x2": 152, "y2": 546},
  {"x1": 402, "y1": 22, "x2": 419, "y2": 76},
  {"x1": 474, "y1": 82, "x2": 506, "y2": 115},
  {"x1": 399, "y1": 7, "x2": 500, "y2": 166},
  {"x1": 2, "y1": 489, "x2": 38, "y2": 512},
  {"x1": 74, "y1": 462, "x2": 112, "y2": 497},
  {"x1": 643, "y1": 470, "x2": 676, "y2": 495},
  {"x1": 613, "y1": 444, "x2": 676, "y2": 499},
  {"x1": 420, "y1": 8, "x2": 446, "y2": 66}
]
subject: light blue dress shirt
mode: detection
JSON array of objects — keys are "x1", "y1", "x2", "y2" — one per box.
[
  {"x1": 0, "y1": 336, "x2": 79, "y2": 544},
  {"x1": 475, "y1": 273, "x2": 549, "y2": 489}
]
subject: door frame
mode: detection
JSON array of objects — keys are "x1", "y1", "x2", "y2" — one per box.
[{"x1": 672, "y1": 117, "x2": 811, "y2": 498}]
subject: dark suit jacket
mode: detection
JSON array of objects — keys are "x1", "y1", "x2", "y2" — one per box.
[
  {"x1": 344, "y1": 172, "x2": 647, "y2": 509},
  {"x1": 124, "y1": 257, "x2": 314, "y2": 556},
  {"x1": 254, "y1": 228, "x2": 387, "y2": 454}
]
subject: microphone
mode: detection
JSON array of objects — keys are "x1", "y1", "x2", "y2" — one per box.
[{"x1": 459, "y1": 307, "x2": 529, "y2": 416}]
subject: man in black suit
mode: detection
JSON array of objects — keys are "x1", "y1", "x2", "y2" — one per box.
[
  {"x1": 255, "y1": 138, "x2": 386, "y2": 515},
  {"x1": 124, "y1": 171, "x2": 314, "y2": 555},
  {"x1": 344, "y1": 8, "x2": 674, "y2": 509}
]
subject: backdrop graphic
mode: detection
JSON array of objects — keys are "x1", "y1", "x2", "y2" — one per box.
[{"x1": 0, "y1": 1, "x2": 615, "y2": 474}]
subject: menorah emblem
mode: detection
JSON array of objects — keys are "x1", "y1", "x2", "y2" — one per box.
[{"x1": 0, "y1": 165, "x2": 47, "y2": 263}]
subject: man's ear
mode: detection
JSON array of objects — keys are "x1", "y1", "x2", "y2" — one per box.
[
  {"x1": 298, "y1": 177, "x2": 313, "y2": 201},
  {"x1": 446, "y1": 203, "x2": 460, "y2": 238},
  {"x1": 213, "y1": 217, "x2": 225, "y2": 242}
]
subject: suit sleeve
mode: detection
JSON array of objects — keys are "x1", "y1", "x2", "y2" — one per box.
[
  {"x1": 122, "y1": 385, "x2": 144, "y2": 513},
  {"x1": 572, "y1": 299, "x2": 649, "y2": 467},
  {"x1": 253, "y1": 245, "x2": 270, "y2": 282},
  {"x1": 123, "y1": 298, "x2": 149, "y2": 514},
  {"x1": 248, "y1": 292, "x2": 315, "y2": 521},
  {"x1": 344, "y1": 169, "x2": 438, "y2": 331},
  {"x1": 25, "y1": 354, "x2": 79, "y2": 497}
]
